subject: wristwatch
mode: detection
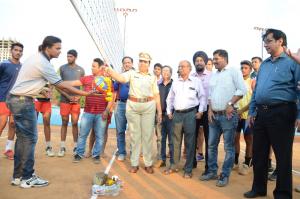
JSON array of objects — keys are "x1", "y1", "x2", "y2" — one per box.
[{"x1": 227, "y1": 102, "x2": 234, "y2": 107}]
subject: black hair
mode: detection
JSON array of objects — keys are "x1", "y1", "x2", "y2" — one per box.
[
  {"x1": 154, "y1": 63, "x2": 163, "y2": 69},
  {"x1": 38, "y1": 45, "x2": 43, "y2": 52},
  {"x1": 93, "y1": 58, "x2": 104, "y2": 67},
  {"x1": 67, "y1": 49, "x2": 78, "y2": 57},
  {"x1": 11, "y1": 42, "x2": 24, "y2": 50},
  {"x1": 263, "y1": 29, "x2": 287, "y2": 47},
  {"x1": 251, "y1": 56, "x2": 262, "y2": 63},
  {"x1": 122, "y1": 56, "x2": 133, "y2": 63},
  {"x1": 213, "y1": 49, "x2": 228, "y2": 63},
  {"x1": 162, "y1": 65, "x2": 173, "y2": 74},
  {"x1": 41, "y1": 36, "x2": 61, "y2": 51},
  {"x1": 240, "y1": 60, "x2": 253, "y2": 68}
]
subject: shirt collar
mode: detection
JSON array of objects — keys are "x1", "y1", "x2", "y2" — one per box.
[
  {"x1": 192, "y1": 69, "x2": 210, "y2": 77},
  {"x1": 41, "y1": 52, "x2": 50, "y2": 61},
  {"x1": 159, "y1": 79, "x2": 173, "y2": 86},
  {"x1": 216, "y1": 65, "x2": 228, "y2": 73},
  {"x1": 179, "y1": 74, "x2": 193, "y2": 81},
  {"x1": 137, "y1": 70, "x2": 151, "y2": 75},
  {"x1": 265, "y1": 52, "x2": 286, "y2": 62}
]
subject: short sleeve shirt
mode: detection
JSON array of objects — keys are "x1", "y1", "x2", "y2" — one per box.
[
  {"x1": 80, "y1": 75, "x2": 113, "y2": 114},
  {"x1": 121, "y1": 70, "x2": 159, "y2": 98},
  {"x1": 0, "y1": 60, "x2": 22, "y2": 101},
  {"x1": 59, "y1": 64, "x2": 85, "y2": 103},
  {"x1": 10, "y1": 53, "x2": 62, "y2": 97}
]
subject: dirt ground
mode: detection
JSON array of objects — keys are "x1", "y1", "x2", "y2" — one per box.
[{"x1": 0, "y1": 125, "x2": 300, "y2": 199}]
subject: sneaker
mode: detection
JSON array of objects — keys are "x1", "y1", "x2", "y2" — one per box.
[
  {"x1": 216, "y1": 173, "x2": 229, "y2": 187},
  {"x1": 45, "y1": 146, "x2": 55, "y2": 157},
  {"x1": 93, "y1": 156, "x2": 100, "y2": 164},
  {"x1": 73, "y1": 154, "x2": 82, "y2": 163},
  {"x1": 268, "y1": 170, "x2": 277, "y2": 181},
  {"x1": 196, "y1": 153, "x2": 205, "y2": 162},
  {"x1": 199, "y1": 171, "x2": 218, "y2": 181},
  {"x1": 238, "y1": 163, "x2": 250, "y2": 175},
  {"x1": 11, "y1": 177, "x2": 21, "y2": 186},
  {"x1": 117, "y1": 154, "x2": 125, "y2": 161},
  {"x1": 232, "y1": 164, "x2": 239, "y2": 170},
  {"x1": 20, "y1": 174, "x2": 49, "y2": 188},
  {"x1": 57, "y1": 147, "x2": 66, "y2": 157},
  {"x1": 295, "y1": 185, "x2": 300, "y2": 193},
  {"x1": 268, "y1": 166, "x2": 274, "y2": 173},
  {"x1": 4, "y1": 150, "x2": 14, "y2": 160}
]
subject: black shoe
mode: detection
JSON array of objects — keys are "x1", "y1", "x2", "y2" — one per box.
[
  {"x1": 193, "y1": 161, "x2": 197, "y2": 168},
  {"x1": 73, "y1": 154, "x2": 82, "y2": 163},
  {"x1": 244, "y1": 190, "x2": 266, "y2": 198},
  {"x1": 93, "y1": 156, "x2": 100, "y2": 164},
  {"x1": 73, "y1": 147, "x2": 77, "y2": 155}
]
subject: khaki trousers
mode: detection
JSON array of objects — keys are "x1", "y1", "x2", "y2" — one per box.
[{"x1": 126, "y1": 100, "x2": 156, "y2": 167}]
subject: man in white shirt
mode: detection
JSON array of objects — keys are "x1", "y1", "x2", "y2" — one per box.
[
  {"x1": 199, "y1": 49, "x2": 246, "y2": 187},
  {"x1": 166, "y1": 60, "x2": 206, "y2": 178}
]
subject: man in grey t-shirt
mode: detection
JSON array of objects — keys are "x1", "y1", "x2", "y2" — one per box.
[
  {"x1": 7, "y1": 36, "x2": 91, "y2": 188},
  {"x1": 57, "y1": 50, "x2": 85, "y2": 157}
]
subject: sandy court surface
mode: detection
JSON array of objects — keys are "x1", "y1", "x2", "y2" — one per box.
[{"x1": 0, "y1": 125, "x2": 300, "y2": 199}]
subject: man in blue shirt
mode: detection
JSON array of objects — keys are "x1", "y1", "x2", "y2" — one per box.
[
  {"x1": 244, "y1": 29, "x2": 300, "y2": 199},
  {"x1": 113, "y1": 56, "x2": 133, "y2": 161},
  {"x1": 0, "y1": 42, "x2": 23, "y2": 160}
]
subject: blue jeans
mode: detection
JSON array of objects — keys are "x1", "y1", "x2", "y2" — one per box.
[
  {"x1": 76, "y1": 112, "x2": 107, "y2": 157},
  {"x1": 160, "y1": 114, "x2": 174, "y2": 163},
  {"x1": 114, "y1": 101, "x2": 127, "y2": 156},
  {"x1": 207, "y1": 113, "x2": 238, "y2": 177},
  {"x1": 7, "y1": 95, "x2": 37, "y2": 180}
]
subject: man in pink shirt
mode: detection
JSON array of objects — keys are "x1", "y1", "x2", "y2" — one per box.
[{"x1": 191, "y1": 51, "x2": 211, "y2": 172}]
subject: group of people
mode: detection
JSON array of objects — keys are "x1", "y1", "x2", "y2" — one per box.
[{"x1": 1, "y1": 28, "x2": 300, "y2": 199}]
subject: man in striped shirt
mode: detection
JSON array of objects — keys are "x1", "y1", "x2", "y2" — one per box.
[{"x1": 66, "y1": 58, "x2": 113, "y2": 163}]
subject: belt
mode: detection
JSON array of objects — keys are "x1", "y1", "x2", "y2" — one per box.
[
  {"x1": 257, "y1": 102, "x2": 295, "y2": 110},
  {"x1": 9, "y1": 94, "x2": 33, "y2": 101},
  {"x1": 117, "y1": 99, "x2": 127, "y2": 103},
  {"x1": 128, "y1": 96, "x2": 154, "y2": 103},
  {"x1": 212, "y1": 110, "x2": 226, "y2": 115},
  {"x1": 175, "y1": 106, "x2": 196, "y2": 113}
]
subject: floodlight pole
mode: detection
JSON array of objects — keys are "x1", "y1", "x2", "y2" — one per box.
[{"x1": 254, "y1": 26, "x2": 267, "y2": 59}]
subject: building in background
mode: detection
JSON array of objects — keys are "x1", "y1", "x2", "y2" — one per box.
[
  {"x1": 70, "y1": 0, "x2": 123, "y2": 71},
  {"x1": 0, "y1": 38, "x2": 16, "y2": 62}
]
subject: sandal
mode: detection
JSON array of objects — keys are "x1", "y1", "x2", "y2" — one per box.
[{"x1": 163, "y1": 168, "x2": 179, "y2": 175}]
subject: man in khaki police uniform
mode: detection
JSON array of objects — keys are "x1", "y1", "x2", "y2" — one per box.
[{"x1": 103, "y1": 52, "x2": 162, "y2": 174}]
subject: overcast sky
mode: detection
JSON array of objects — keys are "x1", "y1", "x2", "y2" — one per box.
[{"x1": 1, "y1": 0, "x2": 299, "y2": 75}]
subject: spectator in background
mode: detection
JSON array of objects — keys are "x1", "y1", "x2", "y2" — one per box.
[
  {"x1": 0, "y1": 42, "x2": 23, "y2": 160},
  {"x1": 57, "y1": 49, "x2": 85, "y2": 157}
]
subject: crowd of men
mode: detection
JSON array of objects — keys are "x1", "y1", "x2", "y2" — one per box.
[{"x1": 1, "y1": 28, "x2": 300, "y2": 198}]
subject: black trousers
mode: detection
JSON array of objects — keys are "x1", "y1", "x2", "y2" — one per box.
[
  {"x1": 251, "y1": 103, "x2": 296, "y2": 199},
  {"x1": 193, "y1": 110, "x2": 209, "y2": 171}
]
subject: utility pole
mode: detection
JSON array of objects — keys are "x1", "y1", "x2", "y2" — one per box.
[
  {"x1": 115, "y1": 8, "x2": 138, "y2": 57},
  {"x1": 254, "y1": 26, "x2": 267, "y2": 59}
]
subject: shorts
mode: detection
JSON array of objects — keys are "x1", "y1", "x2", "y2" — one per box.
[
  {"x1": 34, "y1": 101, "x2": 52, "y2": 113},
  {"x1": 0, "y1": 102, "x2": 11, "y2": 116},
  {"x1": 60, "y1": 102, "x2": 81, "y2": 116},
  {"x1": 236, "y1": 119, "x2": 252, "y2": 135}
]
